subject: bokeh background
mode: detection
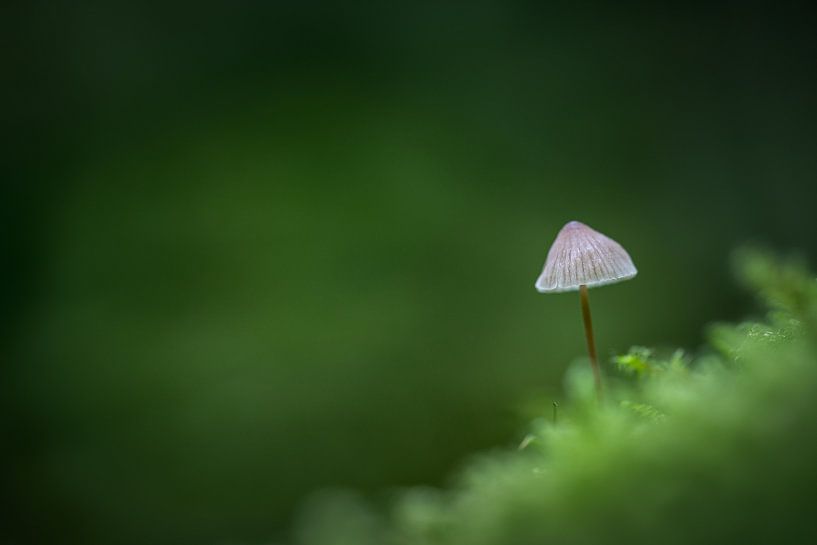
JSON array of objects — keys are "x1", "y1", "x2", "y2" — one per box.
[{"x1": 4, "y1": 2, "x2": 817, "y2": 544}]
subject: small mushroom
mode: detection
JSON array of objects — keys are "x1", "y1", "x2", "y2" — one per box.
[{"x1": 535, "y1": 221, "x2": 637, "y2": 400}]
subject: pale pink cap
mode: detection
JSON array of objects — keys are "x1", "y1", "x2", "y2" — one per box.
[{"x1": 535, "y1": 221, "x2": 637, "y2": 293}]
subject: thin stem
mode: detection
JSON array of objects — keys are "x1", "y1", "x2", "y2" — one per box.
[{"x1": 579, "y1": 284, "x2": 603, "y2": 402}]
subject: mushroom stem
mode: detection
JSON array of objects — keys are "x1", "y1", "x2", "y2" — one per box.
[{"x1": 579, "y1": 284, "x2": 603, "y2": 401}]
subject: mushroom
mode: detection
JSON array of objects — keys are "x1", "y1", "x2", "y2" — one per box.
[{"x1": 535, "y1": 221, "x2": 637, "y2": 400}]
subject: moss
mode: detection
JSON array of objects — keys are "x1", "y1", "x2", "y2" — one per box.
[{"x1": 293, "y1": 250, "x2": 817, "y2": 545}]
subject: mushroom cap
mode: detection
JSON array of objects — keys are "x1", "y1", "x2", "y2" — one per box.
[{"x1": 535, "y1": 221, "x2": 637, "y2": 293}]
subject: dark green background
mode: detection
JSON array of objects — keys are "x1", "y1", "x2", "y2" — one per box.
[{"x1": 4, "y1": 2, "x2": 817, "y2": 544}]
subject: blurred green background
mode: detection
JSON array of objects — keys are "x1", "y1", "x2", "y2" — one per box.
[{"x1": 4, "y1": 2, "x2": 817, "y2": 544}]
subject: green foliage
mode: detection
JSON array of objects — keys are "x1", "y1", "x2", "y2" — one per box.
[
  {"x1": 613, "y1": 346, "x2": 688, "y2": 379},
  {"x1": 292, "y1": 250, "x2": 817, "y2": 545}
]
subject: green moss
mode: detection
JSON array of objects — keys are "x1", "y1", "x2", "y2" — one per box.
[{"x1": 293, "y1": 250, "x2": 817, "y2": 545}]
